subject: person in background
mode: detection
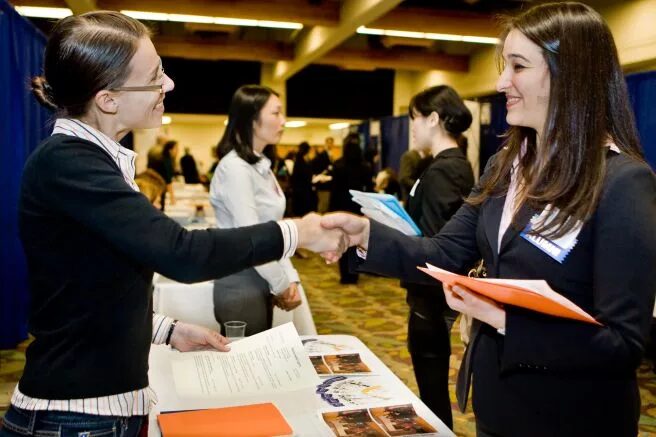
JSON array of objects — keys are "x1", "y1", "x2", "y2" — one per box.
[
  {"x1": 398, "y1": 146, "x2": 431, "y2": 204},
  {"x1": 291, "y1": 141, "x2": 317, "y2": 217},
  {"x1": 210, "y1": 85, "x2": 315, "y2": 336},
  {"x1": 159, "y1": 140, "x2": 178, "y2": 208},
  {"x1": 402, "y1": 85, "x2": 475, "y2": 429},
  {"x1": 2, "y1": 12, "x2": 344, "y2": 437},
  {"x1": 329, "y1": 133, "x2": 373, "y2": 284},
  {"x1": 180, "y1": 147, "x2": 200, "y2": 184},
  {"x1": 263, "y1": 143, "x2": 283, "y2": 176},
  {"x1": 312, "y1": 137, "x2": 333, "y2": 213},
  {"x1": 135, "y1": 168, "x2": 166, "y2": 207},
  {"x1": 374, "y1": 167, "x2": 401, "y2": 199},
  {"x1": 321, "y1": 3, "x2": 656, "y2": 436}
]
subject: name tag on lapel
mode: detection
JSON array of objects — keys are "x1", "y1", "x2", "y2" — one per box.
[
  {"x1": 520, "y1": 206, "x2": 582, "y2": 263},
  {"x1": 409, "y1": 179, "x2": 420, "y2": 197}
]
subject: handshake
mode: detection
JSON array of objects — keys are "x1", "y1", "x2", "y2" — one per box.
[{"x1": 293, "y1": 212, "x2": 372, "y2": 263}]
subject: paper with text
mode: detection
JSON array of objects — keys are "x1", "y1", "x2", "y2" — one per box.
[{"x1": 171, "y1": 323, "x2": 320, "y2": 398}]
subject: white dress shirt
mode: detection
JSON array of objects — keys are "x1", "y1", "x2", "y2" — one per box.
[{"x1": 210, "y1": 150, "x2": 300, "y2": 295}]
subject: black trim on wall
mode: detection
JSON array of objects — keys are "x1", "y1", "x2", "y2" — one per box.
[
  {"x1": 161, "y1": 57, "x2": 261, "y2": 114},
  {"x1": 286, "y1": 65, "x2": 394, "y2": 119}
]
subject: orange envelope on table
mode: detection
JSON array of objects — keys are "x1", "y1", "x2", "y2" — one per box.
[
  {"x1": 418, "y1": 263, "x2": 601, "y2": 325},
  {"x1": 157, "y1": 402, "x2": 293, "y2": 437}
]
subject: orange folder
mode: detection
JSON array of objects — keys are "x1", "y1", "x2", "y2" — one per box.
[
  {"x1": 418, "y1": 263, "x2": 601, "y2": 325},
  {"x1": 157, "y1": 402, "x2": 293, "y2": 437}
]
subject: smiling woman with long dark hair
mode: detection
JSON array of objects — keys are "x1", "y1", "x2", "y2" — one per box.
[{"x1": 322, "y1": 3, "x2": 656, "y2": 436}]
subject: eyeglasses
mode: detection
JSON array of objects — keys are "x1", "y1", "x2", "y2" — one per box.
[{"x1": 110, "y1": 84, "x2": 163, "y2": 94}]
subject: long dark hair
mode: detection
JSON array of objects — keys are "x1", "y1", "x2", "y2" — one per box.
[
  {"x1": 409, "y1": 85, "x2": 472, "y2": 138},
  {"x1": 31, "y1": 11, "x2": 150, "y2": 116},
  {"x1": 469, "y1": 2, "x2": 643, "y2": 238},
  {"x1": 218, "y1": 85, "x2": 279, "y2": 164}
]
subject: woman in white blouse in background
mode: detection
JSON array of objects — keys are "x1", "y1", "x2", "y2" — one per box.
[{"x1": 210, "y1": 85, "x2": 316, "y2": 336}]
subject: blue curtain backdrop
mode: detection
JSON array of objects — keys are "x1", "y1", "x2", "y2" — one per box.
[
  {"x1": 478, "y1": 93, "x2": 509, "y2": 176},
  {"x1": 0, "y1": 0, "x2": 50, "y2": 348},
  {"x1": 626, "y1": 71, "x2": 656, "y2": 170},
  {"x1": 379, "y1": 115, "x2": 409, "y2": 174}
]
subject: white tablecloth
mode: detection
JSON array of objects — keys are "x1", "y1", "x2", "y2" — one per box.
[{"x1": 147, "y1": 335, "x2": 455, "y2": 437}]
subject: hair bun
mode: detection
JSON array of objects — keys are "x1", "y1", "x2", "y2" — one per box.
[
  {"x1": 31, "y1": 76, "x2": 58, "y2": 111},
  {"x1": 444, "y1": 113, "x2": 472, "y2": 135}
]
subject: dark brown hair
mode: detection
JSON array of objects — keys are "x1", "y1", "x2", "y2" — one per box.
[
  {"x1": 32, "y1": 11, "x2": 150, "y2": 117},
  {"x1": 409, "y1": 85, "x2": 472, "y2": 138},
  {"x1": 218, "y1": 85, "x2": 279, "y2": 165},
  {"x1": 469, "y1": 2, "x2": 643, "y2": 238}
]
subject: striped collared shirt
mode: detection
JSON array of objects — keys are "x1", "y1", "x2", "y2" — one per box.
[{"x1": 11, "y1": 118, "x2": 175, "y2": 416}]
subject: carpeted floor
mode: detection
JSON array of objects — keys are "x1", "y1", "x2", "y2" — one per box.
[{"x1": 2, "y1": 252, "x2": 656, "y2": 436}]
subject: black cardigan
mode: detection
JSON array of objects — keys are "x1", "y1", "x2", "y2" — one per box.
[{"x1": 18, "y1": 134, "x2": 284, "y2": 399}]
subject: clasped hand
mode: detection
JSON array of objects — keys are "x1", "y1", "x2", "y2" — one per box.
[{"x1": 295, "y1": 212, "x2": 370, "y2": 263}]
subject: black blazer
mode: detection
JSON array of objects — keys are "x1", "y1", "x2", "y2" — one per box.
[
  {"x1": 358, "y1": 150, "x2": 656, "y2": 436},
  {"x1": 403, "y1": 148, "x2": 474, "y2": 312}
]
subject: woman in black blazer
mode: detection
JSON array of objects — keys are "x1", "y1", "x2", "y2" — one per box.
[
  {"x1": 403, "y1": 85, "x2": 474, "y2": 429},
  {"x1": 322, "y1": 3, "x2": 656, "y2": 436}
]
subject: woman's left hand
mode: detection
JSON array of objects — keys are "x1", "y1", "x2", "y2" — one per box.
[
  {"x1": 443, "y1": 283, "x2": 506, "y2": 330},
  {"x1": 169, "y1": 321, "x2": 231, "y2": 352}
]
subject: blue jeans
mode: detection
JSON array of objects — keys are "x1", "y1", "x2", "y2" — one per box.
[{"x1": 0, "y1": 406, "x2": 146, "y2": 437}]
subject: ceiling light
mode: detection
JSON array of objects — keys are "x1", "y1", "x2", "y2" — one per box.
[
  {"x1": 258, "y1": 20, "x2": 303, "y2": 30},
  {"x1": 162, "y1": 116, "x2": 172, "y2": 125},
  {"x1": 168, "y1": 14, "x2": 215, "y2": 24},
  {"x1": 462, "y1": 35, "x2": 501, "y2": 44},
  {"x1": 121, "y1": 10, "x2": 302, "y2": 30},
  {"x1": 285, "y1": 121, "x2": 307, "y2": 128},
  {"x1": 357, "y1": 26, "x2": 499, "y2": 45},
  {"x1": 14, "y1": 6, "x2": 72, "y2": 19},
  {"x1": 214, "y1": 17, "x2": 258, "y2": 26},
  {"x1": 329, "y1": 122, "x2": 350, "y2": 130},
  {"x1": 122, "y1": 10, "x2": 169, "y2": 21}
]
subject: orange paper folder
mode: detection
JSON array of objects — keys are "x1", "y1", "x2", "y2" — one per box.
[
  {"x1": 157, "y1": 402, "x2": 293, "y2": 437},
  {"x1": 418, "y1": 263, "x2": 601, "y2": 325}
]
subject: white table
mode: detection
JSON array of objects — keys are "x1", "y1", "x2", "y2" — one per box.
[{"x1": 147, "y1": 335, "x2": 455, "y2": 436}]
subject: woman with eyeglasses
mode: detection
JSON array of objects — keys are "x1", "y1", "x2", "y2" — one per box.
[
  {"x1": 322, "y1": 2, "x2": 656, "y2": 436},
  {"x1": 1, "y1": 11, "x2": 344, "y2": 437}
]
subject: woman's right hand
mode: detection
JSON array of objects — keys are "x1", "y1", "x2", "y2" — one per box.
[
  {"x1": 275, "y1": 282, "x2": 302, "y2": 311},
  {"x1": 320, "y1": 213, "x2": 371, "y2": 250}
]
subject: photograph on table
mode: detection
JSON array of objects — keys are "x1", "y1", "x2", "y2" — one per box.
[
  {"x1": 321, "y1": 408, "x2": 387, "y2": 437},
  {"x1": 369, "y1": 404, "x2": 438, "y2": 436},
  {"x1": 324, "y1": 353, "x2": 372, "y2": 374},
  {"x1": 311, "y1": 353, "x2": 373, "y2": 376},
  {"x1": 302, "y1": 338, "x2": 357, "y2": 355},
  {"x1": 311, "y1": 355, "x2": 332, "y2": 375},
  {"x1": 316, "y1": 375, "x2": 399, "y2": 408}
]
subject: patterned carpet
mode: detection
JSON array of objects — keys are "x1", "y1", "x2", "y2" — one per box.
[{"x1": 2, "y1": 252, "x2": 656, "y2": 436}]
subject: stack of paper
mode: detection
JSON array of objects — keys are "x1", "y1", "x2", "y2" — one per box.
[
  {"x1": 170, "y1": 323, "x2": 321, "y2": 398},
  {"x1": 349, "y1": 190, "x2": 421, "y2": 236},
  {"x1": 418, "y1": 263, "x2": 600, "y2": 325}
]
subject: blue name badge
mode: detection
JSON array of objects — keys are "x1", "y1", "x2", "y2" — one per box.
[{"x1": 520, "y1": 207, "x2": 582, "y2": 264}]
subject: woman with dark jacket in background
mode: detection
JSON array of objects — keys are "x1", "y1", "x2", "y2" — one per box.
[
  {"x1": 329, "y1": 133, "x2": 373, "y2": 284},
  {"x1": 403, "y1": 85, "x2": 474, "y2": 429},
  {"x1": 291, "y1": 141, "x2": 317, "y2": 216}
]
